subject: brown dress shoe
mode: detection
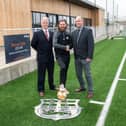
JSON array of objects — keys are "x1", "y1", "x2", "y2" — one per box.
[
  {"x1": 39, "y1": 92, "x2": 44, "y2": 96},
  {"x1": 87, "y1": 92, "x2": 93, "y2": 98},
  {"x1": 75, "y1": 88, "x2": 86, "y2": 92}
]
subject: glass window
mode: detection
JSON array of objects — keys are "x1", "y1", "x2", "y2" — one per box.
[
  {"x1": 48, "y1": 14, "x2": 56, "y2": 28},
  {"x1": 84, "y1": 18, "x2": 92, "y2": 26},
  {"x1": 58, "y1": 15, "x2": 63, "y2": 21},
  {"x1": 48, "y1": 15, "x2": 53, "y2": 27},
  {"x1": 41, "y1": 13, "x2": 46, "y2": 20},
  {"x1": 36, "y1": 13, "x2": 41, "y2": 25},
  {"x1": 32, "y1": 12, "x2": 78, "y2": 29},
  {"x1": 66, "y1": 16, "x2": 69, "y2": 24},
  {"x1": 32, "y1": 12, "x2": 41, "y2": 28},
  {"x1": 63, "y1": 16, "x2": 67, "y2": 20},
  {"x1": 32, "y1": 12, "x2": 36, "y2": 26},
  {"x1": 71, "y1": 17, "x2": 75, "y2": 26}
]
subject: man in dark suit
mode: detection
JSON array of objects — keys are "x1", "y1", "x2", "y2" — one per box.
[
  {"x1": 31, "y1": 17, "x2": 55, "y2": 96},
  {"x1": 71, "y1": 16, "x2": 94, "y2": 98}
]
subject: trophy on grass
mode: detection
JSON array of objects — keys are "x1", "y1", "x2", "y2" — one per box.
[
  {"x1": 34, "y1": 84, "x2": 82, "y2": 120},
  {"x1": 57, "y1": 84, "x2": 69, "y2": 101},
  {"x1": 56, "y1": 84, "x2": 69, "y2": 113}
]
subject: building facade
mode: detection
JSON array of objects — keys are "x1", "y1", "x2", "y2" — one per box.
[{"x1": 0, "y1": 0, "x2": 105, "y2": 46}]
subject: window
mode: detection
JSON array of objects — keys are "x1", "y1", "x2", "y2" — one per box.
[
  {"x1": 41, "y1": 13, "x2": 46, "y2": 20},
  {"x1": 84, "y1": 18, "x2": 92, "y2": 26},
  {"x1": 66, "y1": 16, "x2": 69, "y2": 25},
  {"x1": 48, "y1": 14, "x2": 56, "y2": 27},
  {"x1": 32, "y1": 12, "x2": 41, "y2": 28},
  {"x1": 58, "y1": 15, "x2": 64, "y2": 21},
  {"x1": 71, "y1": 17, "x2": 75, "y2": 27},
  {"x1": 32, "y1": 12, "x2": 79, "y2": 29},
  {"x1": 36, "y1": 13, "x2": 41, "y2": 26}
]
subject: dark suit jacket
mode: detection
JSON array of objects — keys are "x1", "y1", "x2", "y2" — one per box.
[
  {"x1": 71, "y1": 27, "x2": 94, "y2": 59},
  {"x1": 31, "y1": 30, "x2": 54, "y2": 63}
]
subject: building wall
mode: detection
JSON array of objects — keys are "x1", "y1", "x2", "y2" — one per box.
[
  {"x1": 31, "y1": 0, "x2": 92, "y2": 19},
  {"x1": 0, "y1": 0, "x2": 104, "y2": 46},
  {"x1": 98, "y1": 9, "x2": 105, "y2": 26},
  {"x1": 0, "y1": 0, "x2": 32, "y2": 46},
  {"x1": 32, "y1": 0, "x2": 69, "y2": 15}
]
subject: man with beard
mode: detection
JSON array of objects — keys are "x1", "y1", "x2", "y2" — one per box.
[{"x1": 53, "y1": 19, "x2": 72, "y2": 87}]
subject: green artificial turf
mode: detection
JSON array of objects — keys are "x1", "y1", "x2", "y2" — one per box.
[{"x1": 0, "y1": 39, "x2": 126, "y2": 126}]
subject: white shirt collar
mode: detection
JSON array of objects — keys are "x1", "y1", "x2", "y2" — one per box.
[{"x1": 43, "y1": 29, "x2": 49, "y2": 32}]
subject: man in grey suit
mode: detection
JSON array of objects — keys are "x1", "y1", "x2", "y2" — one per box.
[{"x1": 71, "y1": 16, "x2": 94, "y2": 98}]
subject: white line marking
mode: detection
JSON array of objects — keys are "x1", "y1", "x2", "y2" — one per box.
[
  {"x1": 119, "y1": 78, "x2": 126, "y2": 81},
  {"x1": 96, "y1": 52, "x2": 126, "y2": 126},
  {"x1": 89, "y1": 100, "x2": 105, "y2": 105}
]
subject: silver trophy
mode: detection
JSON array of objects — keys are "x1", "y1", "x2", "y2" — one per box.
[{"x1": 34, "y1": 85, "x2": 82, "y2": 120}]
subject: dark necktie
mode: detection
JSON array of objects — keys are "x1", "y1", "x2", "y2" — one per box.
[{"x1": 77, "y1": 29, "x2": 81, "y2": 44}]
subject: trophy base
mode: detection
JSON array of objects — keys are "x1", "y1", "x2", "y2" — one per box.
[{"x1": 34, "y1": 99, "x2": 82, "y2": 120}]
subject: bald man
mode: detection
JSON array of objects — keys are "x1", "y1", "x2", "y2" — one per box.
[
  {"x1": 31, "y1": 17, "x2": 55, "y2": 96},
  {"x1": 71, "y1": 16, "x2": 94, "y2": 98}
]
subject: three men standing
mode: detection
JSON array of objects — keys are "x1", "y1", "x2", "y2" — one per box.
[{"x1": 31, "y1": 16, "x2": 94, "y2": 98}]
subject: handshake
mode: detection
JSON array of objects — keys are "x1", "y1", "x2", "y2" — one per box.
[{"x1": 66, "y1": 45, "x2": 70, "y2": 51}]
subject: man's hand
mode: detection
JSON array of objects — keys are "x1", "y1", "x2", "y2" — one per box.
[
  {"x1": 66, "y1": 45, "x2": 70, "y2": 51},
  {"x1": 86, "y1": 58, "x2": 91, "y2": 62}
]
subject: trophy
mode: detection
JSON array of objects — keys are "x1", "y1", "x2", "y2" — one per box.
[
  {"x1": 56, "y1": 84, "x2": 69, "y2": 112},
  {"x1": 57, "y1": 84, "x2": 69, "y2": 100}
]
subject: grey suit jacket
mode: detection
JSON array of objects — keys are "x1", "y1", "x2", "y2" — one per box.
[{"x1": 71, "y1": 26, "x2": 94, "y2": 59}]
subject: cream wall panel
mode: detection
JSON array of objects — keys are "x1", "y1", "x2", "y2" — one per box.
[
  {"x1": 98, "y1": 9, "x2": 105, "y2": 26},
  {"x1": 0, "y1": 0, "x2": 32, "y2": 46},
  {"x1": 0, "y1": 0, "x2": 32, "y2": 28},
  {"x1": 31, "y1": 0, "x2": 92, "y2": 18},
  {"x1": 32, "y1": 0, "x2": 69, "y2": 15}
]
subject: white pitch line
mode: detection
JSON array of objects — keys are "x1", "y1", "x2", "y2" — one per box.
[
  {"x1": 89, "y1": 100, "x2": 105, "y2": 105},
  {"x1": 118, "y1": 78, "x2": 126, "y2": 81},
  {"x1": 96, "y1": 52, "x2": 126, "y2": 126}
]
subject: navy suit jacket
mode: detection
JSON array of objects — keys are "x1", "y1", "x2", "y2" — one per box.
[
  {"x1": 31, "y1": 30, "x2": 54, "y2": 63},
  {"x1": 71, "y1": 27, "x2": 94, "y2": 59}
]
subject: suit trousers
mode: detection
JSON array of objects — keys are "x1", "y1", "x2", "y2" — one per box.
[
  {"x1": 57, "y1": 55, "x2": 70, "y2": 86},
  {"x1": 75, "y1": 58, "x2": 93, "y2": 92},
  {"x1": 37, "y1": 60, "x2": 55, "y2": 92}
]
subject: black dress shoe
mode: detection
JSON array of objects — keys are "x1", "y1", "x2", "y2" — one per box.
[
  {"x1": 50, "y1": 88, "x2": 56, "y2": 91},
  {"x1": 50, "y1": 85, "x2": 56, "y2": 90},
  {"x1": 50, "y1": 87, "x2": 57, "y2": 90},
  {"x1": 75, "y1": 88, "x2": 86, "y2": 92}
]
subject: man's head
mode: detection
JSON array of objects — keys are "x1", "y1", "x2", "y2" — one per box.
[
  {"x1": 58, "y1": 19, "x2": 68, "y2": 32},
  {"x1": 41, "y1": 17, "x2": 49, "y2": 30},
  {"x1": 75, "y1": 16, "x2": 84, "y2": 28}
]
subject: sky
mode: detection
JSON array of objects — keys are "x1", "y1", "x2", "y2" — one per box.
[
  {"x1": 88, "y1": 0, "x2": 126, "y2": 18},
  {"x1": 118, "y1": 0, "x2": 126, "y2": 18}
]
